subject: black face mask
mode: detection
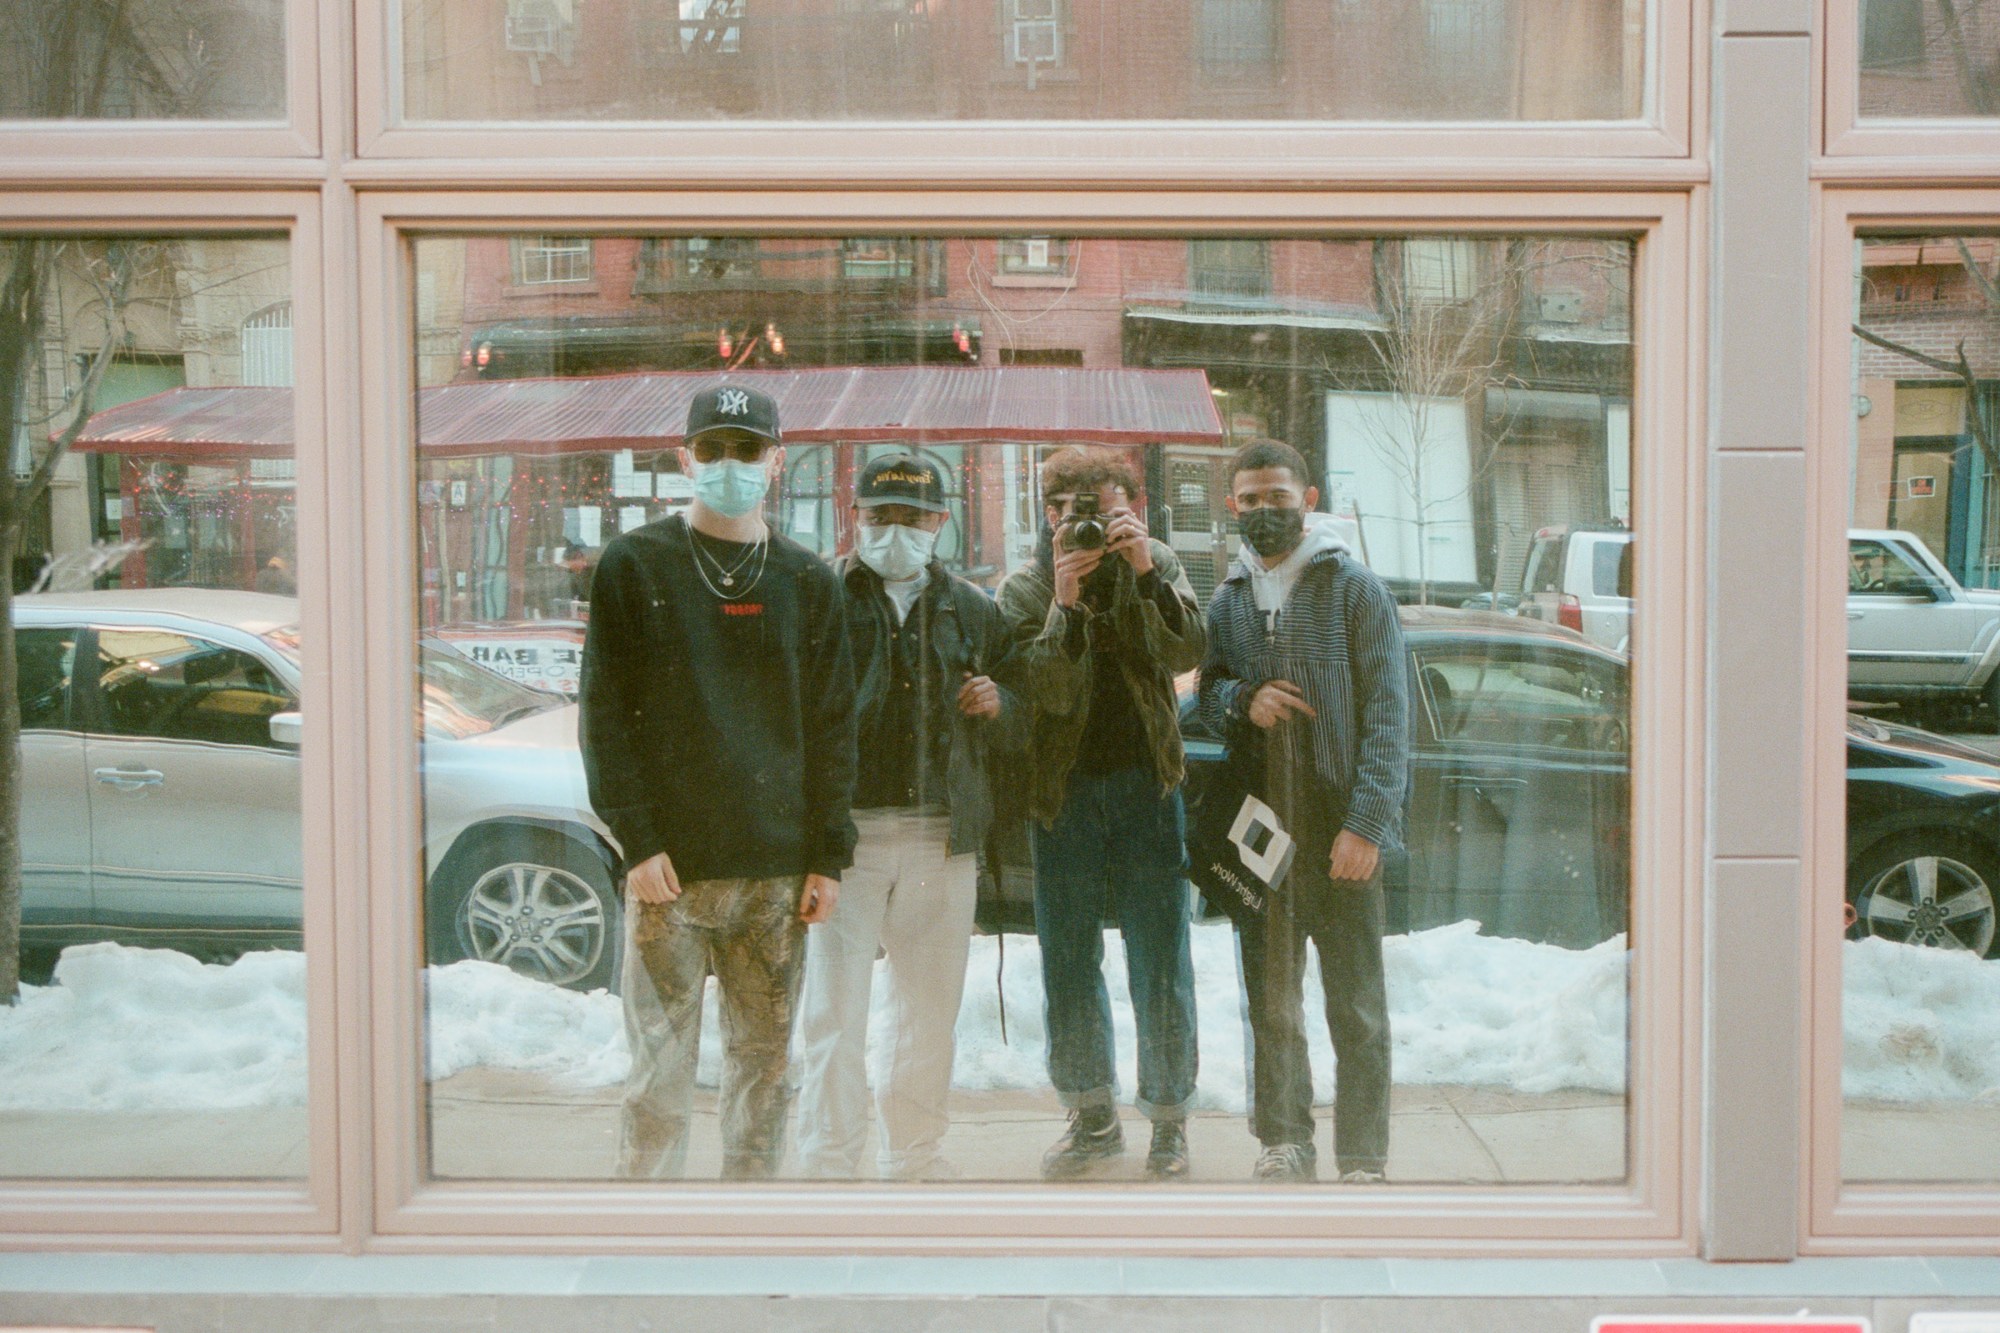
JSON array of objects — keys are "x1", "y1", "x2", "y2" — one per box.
[{"x1": 1238, "y1": 506, "x2": 1305, "y2": 559}]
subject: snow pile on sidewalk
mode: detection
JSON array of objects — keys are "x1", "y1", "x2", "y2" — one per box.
[
  {"x1": 4, "y1": 929, "x2": 1996, "y2": 1111},
  {"x1": 0, "y1": 944, "x2": 307, "y2": 1111},
  {"x1": 1842, "y1": 935, "x2": 2000, "y2": 1102}
]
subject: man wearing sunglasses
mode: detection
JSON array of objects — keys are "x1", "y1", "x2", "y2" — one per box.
[
  {"x1": 579, "y1": 382, "x2": 857, "y2": 1179},
  {"x1": 793, "y1": 452, "x2": 1025, "y2": 1181}
]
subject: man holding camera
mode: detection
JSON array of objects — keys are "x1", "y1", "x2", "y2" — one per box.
[
  {"x1": 996, "y1": 445, "x2": 1205, "y2": 1181},
  {"x1": 792, "y1": 452, "x2": 1025, "y2": 1181},
  {"x1": 1196, "y1": 438, "x2": 1408, "y2": 1184}
]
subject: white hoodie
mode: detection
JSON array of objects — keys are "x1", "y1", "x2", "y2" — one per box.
[{"x1": 1235, "y1": 510, "x2": 1360, "y2": 626}]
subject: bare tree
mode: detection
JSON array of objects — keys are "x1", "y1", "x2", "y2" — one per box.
[
  {"x1": 1852, "y1": 239, "x2": 2000, "y2": 482},
  {"x1": 0, "y1": 0, "x2": 241, "y2": 1003}
]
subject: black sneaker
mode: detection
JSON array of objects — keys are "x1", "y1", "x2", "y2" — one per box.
[
  {"x1": 1252, "y1": 1141, "x2": 1318, "y2": 1183},
  {"x1": 1041, "y1": 1106, "x2": 1125, "y2": 1180},
  {"x1": 1143, "y1": 1119, "x2": 1190, "y2": 1181}
]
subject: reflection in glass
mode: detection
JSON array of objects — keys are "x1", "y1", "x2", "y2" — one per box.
[
  {"x1": 4, "y1": 236, "x2": 304, "y2": 1178},
  {"x1": 407, "y1": 232, "x2": 1636, "y2": 1185},
  {"x1": 1843, "y1": 235, "x2": 2000, "y2": 1182},
  {"x1": 400, "y1": 0, "x2": 1645, "y2": 124},
  {"x1": 1859, "y1": 0, "x2": 2000, "y2": 120},
  {"x1": 0, "y1": 1, "x2": 285, "y2": 120}
]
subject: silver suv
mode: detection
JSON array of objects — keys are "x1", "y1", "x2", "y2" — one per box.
[{"x1": 16, "y1": 590, "x2": 622, "y2": 990}]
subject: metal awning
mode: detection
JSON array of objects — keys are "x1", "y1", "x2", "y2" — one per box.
[{"x1": 72, "y1": 366, "x2": 1225, "y2": 460}]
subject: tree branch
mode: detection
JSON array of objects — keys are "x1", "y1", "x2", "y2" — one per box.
[{"x1": 17, "y1": 332, "x2": 117, "y2": 516}]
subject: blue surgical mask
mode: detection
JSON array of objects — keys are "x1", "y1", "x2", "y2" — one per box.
[
  {"x1": 692, "y1": 458, "x2": 770, "y2": 518},
  {"x1": 857, "y1": 521, "x2": 938, "y2": 582}
]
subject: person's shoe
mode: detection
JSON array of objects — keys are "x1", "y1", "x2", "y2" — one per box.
[
  {"x1": 1337, "y1": 1168, "x2": 1387, "y2": 1184},
  {"x1": 1142, "y1": 1119, "x2": 1190, "y2": 1181},
  {"x1": 1041, "y1": 1105, "x2": 1125, "y2": 1180},
  {"x1": 1252, "y1": 1142, "x2": 1318, "y2": 1183}
]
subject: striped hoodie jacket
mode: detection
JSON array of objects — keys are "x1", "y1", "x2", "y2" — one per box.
[{"x1": 1195, "y1": 518, "x2": 1411, "y2": 850}]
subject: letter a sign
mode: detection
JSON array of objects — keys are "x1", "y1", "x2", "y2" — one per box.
[{"x1": 1584, "y1": 1312, "x2": 1864, "y2": 1320}]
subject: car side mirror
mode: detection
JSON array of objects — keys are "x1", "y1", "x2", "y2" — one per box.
[{"x1": 268, "y1": 711, "x2": 303, "y2": 747}]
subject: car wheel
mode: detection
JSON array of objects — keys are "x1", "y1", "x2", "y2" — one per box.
[
  {"x1": 427, "y1": 827, "x2": 622, "y2": 991},
  {"x1": 1848, "y1": 832, "x2": 1999, "y2": 957}
]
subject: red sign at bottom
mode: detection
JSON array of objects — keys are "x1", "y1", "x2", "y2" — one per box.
[{"x1": 1592, "y1": 1312, "x2": 1872, "y2": 1320}]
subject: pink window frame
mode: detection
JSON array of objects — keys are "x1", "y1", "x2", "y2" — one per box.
[
  {"x1": 348, "y1": 187, "x2": 1703, "y2": 1255},
  {"x1": 1805, "y1": 186, "x2": 2000, "y2": 1253},
  {"x1": 1821, "y1": 0, "x2": 2000, "y2": 164},
  {"x1": 0, "y1": 190, "x2": 341, "y2": 1247},
  {"x1": 353, "y1": 0, "x2": 1699, "y2": 174}
]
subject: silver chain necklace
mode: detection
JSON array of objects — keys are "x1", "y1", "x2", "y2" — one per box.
[{"x1": 688, "y1": 524, "x2": 769, "y2": 599}]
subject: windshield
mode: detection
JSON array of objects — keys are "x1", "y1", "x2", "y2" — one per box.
[{"x1": 419, "y1": 641, "x2": 560, "y2": 740}]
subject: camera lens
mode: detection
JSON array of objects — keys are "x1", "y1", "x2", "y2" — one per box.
[{"x1": 1068, "y1": 515, "x2": 1106, "y2": 549}]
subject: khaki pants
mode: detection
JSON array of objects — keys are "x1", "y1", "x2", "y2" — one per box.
[
  {"x1": 792, "y1": 809, "x2": 977, "y2": 1180},
  {"x1": 618, "y1": 875, "x2": 806, "y2": 1179}
]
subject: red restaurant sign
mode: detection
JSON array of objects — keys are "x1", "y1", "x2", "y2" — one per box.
[{"x1": 1584, "y1": 1312, "x2": 1864, "y2": 1320}]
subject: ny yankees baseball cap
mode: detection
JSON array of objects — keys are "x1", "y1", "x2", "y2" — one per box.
[
  {"x1": 685, "y1": 382, "x2": 782, "y2": 447},
  {"x1": 855, "y1": 451, "x2": 948, "y2": 514}
]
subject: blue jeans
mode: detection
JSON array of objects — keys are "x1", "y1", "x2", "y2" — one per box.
[{"x1": 1030, "y1": 766, "x2": 1198, "y2": 1121}]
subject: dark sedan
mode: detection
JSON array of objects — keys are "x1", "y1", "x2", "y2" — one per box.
[{"x1": 980, "y1": 608, "x2": 2000, "y2": 959}]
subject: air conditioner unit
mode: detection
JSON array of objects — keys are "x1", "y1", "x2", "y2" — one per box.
[
  {"x1": 1538, "y1": 290, "x2": 1584, "y2": 324},
  {"x1": 505, "y1": 11, "x2": 559, "y2": 54},
  {"x1": 1013, "y1": 19, "x2": 1059, "y2": 63}
]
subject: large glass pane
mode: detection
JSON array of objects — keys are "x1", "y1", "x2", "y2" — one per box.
[
  {"x1": 410, "y1": 231, "x2": 1637, "y2": 1186},
  {"x1": 1843, "y1": 234, "x2": 2000, "y2": 1183},
  {"x1": 1856, "y1": 0, "x2": 2000, "y2": 120},
  {"x1": 2, "y1": 235, "x2": 304, "y2": 1179},
  {"x1": 399, "y1": 1, "x2": 1645, "y2": 124},
  {"x1": 0, "y1": 2, "x2": 285, "y2": 121}
]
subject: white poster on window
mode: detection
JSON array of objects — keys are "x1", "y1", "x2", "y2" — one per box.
[
  {"x1": 1324, "y1": 390, "x2": 1476, "y2": 586},
  {"x1": 564, "y1": 505, "x2": 602, "y2": 549},
  {"x1": 1606, "y1": 402, "x2": 1631, "y2": 526},
  {"x1": 612, "y1": 449, "x2": 652, "y2": 498},
  {"x1": 619, "y1": 505, "x2": 648, "y2": 532}
]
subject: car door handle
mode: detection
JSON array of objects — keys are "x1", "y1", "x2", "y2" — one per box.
[
  {"x1": 1847, "y1": 610, "x2": 1864, "y2": 620},
  {"x1": 93, "y1": 767, "x2": 164, "y2": 790}
]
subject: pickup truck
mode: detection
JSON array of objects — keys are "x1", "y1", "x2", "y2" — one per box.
[{"x1": 1847, "y1": 528, "x2": 2000, "y2": 730}]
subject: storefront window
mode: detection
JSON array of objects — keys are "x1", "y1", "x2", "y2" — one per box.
[
  {"x1": 397, "y1": 0, "x2": 1646, "y2": 124},
  {"x1": 1857, "y1": 0, "x2": 2000, "y2": 119},
  {"x1": 1842, "y1": 233, "x2": 2000, "y2": 1184},
  {"x1": 405, "y1": 230, "x2": 1638, "y2": 1187},
  {"x1": 3, "y1": 234, "x2": 303, "y2": 1180},
  {"x1": 0, "y1": 1, "x2": 285, "y2": 120}
]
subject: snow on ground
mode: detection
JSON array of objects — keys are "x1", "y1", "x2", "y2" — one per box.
[{"x1": 1, "y1": 928, "x2": 1995, "y2": 1111}]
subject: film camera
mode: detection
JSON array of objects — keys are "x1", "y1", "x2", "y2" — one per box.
[{"x1": 1060, "y1": 493, "x2": 1109, "y2": 550}]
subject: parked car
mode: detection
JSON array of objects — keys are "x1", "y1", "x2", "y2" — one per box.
[
  {"x1": 15, "y1": 591, "x2": 622, "y2": 990},
  {"x1": 1845, "y1": 528, "x2": 2000, "y2": 731},
  {"x1": 1518, "y1": 526, "x2": 1632, "y2": 652},
  {"x1": 983, "y1": 608, "x2": 2000, "y2": 958}
]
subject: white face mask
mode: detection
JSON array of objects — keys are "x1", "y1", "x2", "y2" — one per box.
[{"x1": 856, "y1": 521, "x2": 938, "y2": 582}]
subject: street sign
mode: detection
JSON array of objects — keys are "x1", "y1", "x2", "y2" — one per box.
[{"x1": 1584, "y1": 1312, "x2": 1864, "y2": 1320}]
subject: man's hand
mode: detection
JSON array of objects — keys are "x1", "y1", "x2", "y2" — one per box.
[
  {"x1": 1246, "y1": 679, "x2": 1317, "y2": 729},
  {"x1": 800, "y1": 873, "x2": 840, "y2": 924},
  {"x1": 1328, "y1": 830, "x2": 1380, "y2": 885},
  {"x1": 1105, "y1": 509, "x2": 1154, "y2": 575},
  {"x1": 957, "y1": 672, "x2": 1001, "y2": 719},
  {"x1": 1051, "y1": 531, "x2": 1104, "y2": 608},
  {"x1": 625, "y1": 851, "x2": 682, "y2": 904}
]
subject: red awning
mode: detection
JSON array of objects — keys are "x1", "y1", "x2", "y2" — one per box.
[{"x1": 72, "y1": 367, "x2": 1226, "y2": 460}]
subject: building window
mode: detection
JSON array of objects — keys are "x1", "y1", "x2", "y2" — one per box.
[
  {"x1": 504, "y1": 0, "x2": 578, "y2": 63},
  {"x1": 1196, "y1": 0, "x2": 1280, "y2": 77},
  {"x1": 1007, "y1": 0, "x2": 1063, "y2": 70},
  {"x1": 1189, "y1": 238, "x2": 1270, "y2": 299},
  {"x1": 680, "y1": 0, "x2": 744, "y2": 56},
  {"x1": 1860, "y1": 0, "x2": 1926, "y2": 70},
  {"x1": 1399, "y1": 237, "x2": 1483, "y2": 304},
  {"x1": 841, "y1": 238, "x2": 916, "y2": 280},
  {"x1": 240, "y1": 302, "x2": 293, "y2": 388},
  {"x1": 997, "y1": 237, "x2": 1071, "y2": 275},
  {"x1": 511, "y1": 237, "x2": 594, "y2": 286}
]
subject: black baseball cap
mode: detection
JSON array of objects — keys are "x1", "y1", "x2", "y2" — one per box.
[
  {"x1": 684, "y1": 383, "x2": 782, "y2": 447},
  {"x1": 856, "y1": 452, "x2": 948, "y2": 514}
]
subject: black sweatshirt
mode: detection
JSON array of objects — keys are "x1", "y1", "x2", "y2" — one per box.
[{"x1": 578, "y1": 514, "x2": 858, "y2": 883}]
